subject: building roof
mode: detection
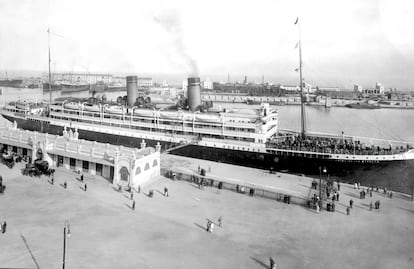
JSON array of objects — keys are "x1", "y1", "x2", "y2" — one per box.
[{"x1": 0, "y1": 125, "x2": 155, "y2": 165}]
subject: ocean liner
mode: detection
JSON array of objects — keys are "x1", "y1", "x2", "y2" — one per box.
[
  {"x1": 1, "y1": 24, "x2": 413, "y2": 193},
  {"x1": 1, "y1": 74, "x2": 414, "y2": 192}
]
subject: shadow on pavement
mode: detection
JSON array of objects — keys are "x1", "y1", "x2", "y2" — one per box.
[
  {"x1": 250, "y1": 257, "x2": 269, "y2": 269},
  {"x1": 344, "y1": 192, "x2": 360, "y2": 199},
  {"x1": 194, "y1": 223, "x2": 206, "y2": 232},
  {"x1": 398, "y1": 207, "x2": 414, "y2": 214},
  {"x1": 20, "y1": 233, "x2": 40, "y2": 269}
]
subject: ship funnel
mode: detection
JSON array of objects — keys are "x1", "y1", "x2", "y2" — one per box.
[
  {"x1": 126, "y1": 76, "x2": 138, "y2": 107},
  {"x1": 187, "y1": 77, "x2": 201, "y2": 111}
]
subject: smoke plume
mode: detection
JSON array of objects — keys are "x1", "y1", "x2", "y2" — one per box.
[{"x1": 154, "y1": 11, "x2": 199, "y2": 76}]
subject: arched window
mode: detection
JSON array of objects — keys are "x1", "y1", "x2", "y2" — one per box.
[
  {"x1": 135, "y1": 167, "x2": 141, "y2": 175},
  {"x1": 119, "y1": 166, "x2": 129, "y2": 182},
  {"x1": 153, "y1": 159, "x2": 158, "y2": 167},
  {"x1": 144, "y1": 163, "x2": 150, "y2": 171}
]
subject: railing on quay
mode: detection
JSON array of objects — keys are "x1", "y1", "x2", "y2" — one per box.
[{"x1": 160, "y1": 167, "x2": 308, "y2": 206}]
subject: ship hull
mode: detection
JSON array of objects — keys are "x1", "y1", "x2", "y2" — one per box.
[
  {"x1": 2, "y1": 113, "x2": 413, "y2": 194},
  {"x1": 61, "y1": 84, "x2": 90, "y2": 93},
  {"x1": 42, "y1": 83, "x2": 62, "y2": 92},
  {"x1": 0, "y1": 79, "x2": 23, "y2": 88}
]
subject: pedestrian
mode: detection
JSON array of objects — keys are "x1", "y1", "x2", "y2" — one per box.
[
  {"x1": 2, "y1": 221, "x2": 6, "y2": 234},
  {"x1": 51, "y1": 176, "x2": 54, "y2": 185},
  {"x1": 84, "y1": 183, "x2": 87, "y2": 192},
  {"x1": 376, "y1": 200, "x2": 380, "y2": 210},
  {"x1": 349, "y1": 199, "x2": 353, "y2": 209},
  {"x1": 336, "y1": 192, "x2": 340, "y2": 201},
  {"x1": 132, "y1": 200, "x2": 135, "y2": 210},
  {"x1": 63, "y1": 181, "x2": 67, "y2": 189},
  {"x1": 337, "y1": 182, "x2": 340, "y2": 191},
  {"x1": 346, "y1": 206, "x2": 350, "y2": 215},
  {"x1": 130, "y1": 191, "x2": 134, "y2": 200},
  {"x1": 164, "y1": 186, "x2": 169, "y2": 197},
  {"x1": 137, "y1": 185, "x2": 141, "y2": 193},
  {"x1": 218, "y1": 216, "x2": 222, "y2": 227},
  {"x1": 249, "y1": 188, "x2": 255, "y2": 197},
  {"x1": 80, "y1": 174, "x2": 84, "y2": 182},
  {"x1": 269, "y1": 257, "x2": 276, "y2": 269},
  {"x1": 369, "y1": 201, "x2": 373, "y2": 211},
  {"x1": 389, "y1": 191, "x2": 393, "y2": 199}
]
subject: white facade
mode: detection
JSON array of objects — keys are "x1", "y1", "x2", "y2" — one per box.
[
  {"x1": 0, "y1": 123, "x2": 160, "y2": 188},
  {"x1": 203, "y1": 79, "x2": 213, "y2": 90},
  {"x1": 137, "y1": 77, "x2": 153, "y2": 88}
]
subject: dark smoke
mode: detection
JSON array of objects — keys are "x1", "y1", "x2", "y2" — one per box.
[{"x1": 154, "y1": 11, "x2": 199, "y2": 76}]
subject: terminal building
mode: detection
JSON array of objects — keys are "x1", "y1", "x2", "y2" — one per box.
[{"x1": 0, "y1": 122, "x2": 160, "y2": 189}]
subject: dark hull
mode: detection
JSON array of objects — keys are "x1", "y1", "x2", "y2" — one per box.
[
  {"x1": 42, "y1": 83, "x2": 62, "y2": 92},
  {"x1": 0, "y1": 79, "x2": 23, "y2": 88},
  {"x1": 2, "y1": 114, "x2": 414, "y2": 194},
  {"x1": 172, "y1": 145, "x2": 414, "y2": 194},
  {"x1": 61, "y1": 84, "x2": 90, "y2": 93}
]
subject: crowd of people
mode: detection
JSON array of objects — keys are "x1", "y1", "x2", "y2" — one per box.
[{"x1": 268, "y1": 134, "x2": 411, "y2": 156}]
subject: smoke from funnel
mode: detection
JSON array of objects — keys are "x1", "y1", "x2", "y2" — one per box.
[{"x1": 154, "y1": 11, "x2": 199, "y2": 76}]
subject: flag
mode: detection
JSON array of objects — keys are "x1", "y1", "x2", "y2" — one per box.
[
  {"x1": 294, "y1": 42, "x2": 299, "y2": 49},
  {"x1": 294, "y1": 17, "x2": 299, "y2": 25}
]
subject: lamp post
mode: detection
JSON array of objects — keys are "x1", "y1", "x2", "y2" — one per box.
[
  {"x1": 63, "y1": 221, "x2": 71, "y2": 269},
  {"x1": 319, "y1": 166, "x2": 327, "y2": 208}
]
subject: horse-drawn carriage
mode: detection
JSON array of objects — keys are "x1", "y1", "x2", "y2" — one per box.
[
  {"x1": 1, "y1": 152, "x2": 15, "y2": 169},
  {"x1": 23, "y1": 163, "x2": 42, "y2": 177},
  {"x1": 22, "y1": 160, "x2": 55, "y2": 177}
]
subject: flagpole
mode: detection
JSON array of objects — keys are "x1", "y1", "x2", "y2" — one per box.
[
  {"x1": 48, "y1": 28, "x2": 52, "y2": 104},
  {"x1": 296, "y1": 17, "x2": 306, "y2": 138}
]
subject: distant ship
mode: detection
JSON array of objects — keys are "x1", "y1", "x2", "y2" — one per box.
[
  {"x1": 105, "y1": 83, "x2": 126, "y2": 92},
  {"x1": 60, "y1": 81, "x2": 90, "y2": 93},
  {"x1": 0, "y1": 79, "x2": 23, "y2": 88},
  {"x1": 42, "y1": 82, "x2": 62, "y2": 92},
  {"x1": 345, "y1": 102, "x2": 380, "y2": 109}
]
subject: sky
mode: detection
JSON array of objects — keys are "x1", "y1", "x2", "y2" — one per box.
[{"x1": 0, "y1": 0, "x2": 414, "y2": 89}]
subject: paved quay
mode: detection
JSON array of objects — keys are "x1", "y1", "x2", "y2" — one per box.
[
  {"x1": 161, "y1": 153, "x2": 314, "y2": 199},
  {"x1": 0, "y1": 156, "x2": 414, "y2": 269}
]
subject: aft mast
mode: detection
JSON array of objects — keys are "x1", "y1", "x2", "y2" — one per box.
[
  {"x1": 47, "y1": 28, "x2": 52, "y2": 103},
  {"x1": 295, "y1": 17, "x2": 306, "y2": 138}
]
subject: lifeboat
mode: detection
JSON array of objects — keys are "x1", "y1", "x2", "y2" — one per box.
[
  {"x1": 160, "y1": 111, "x2": 180, "y2": 120},
  {"x1": 195, "y1": 114, "x2": 220, "y2": 123},
  {"x1": 83, "y1": 103, "x2": 100, "y2": 112},
  {"x1": 64, "y1": 102, "x2": 81, "y2": 110},
  {"x1": 104, "y1": 105, "x2": 125, "y2": 115},
  {"x1": 133, "y1": 109, "x2": 154, "y2": 118}
]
